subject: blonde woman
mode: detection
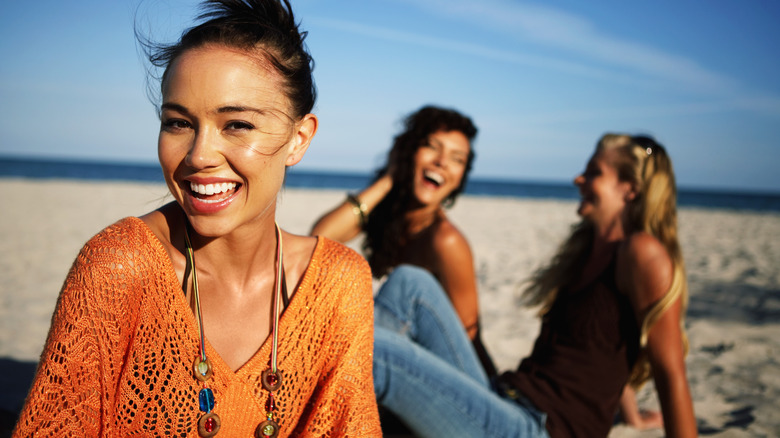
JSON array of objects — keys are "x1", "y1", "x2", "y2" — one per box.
[{"x1": 372, "y1": 134, "x2": 696, "y2": 437}]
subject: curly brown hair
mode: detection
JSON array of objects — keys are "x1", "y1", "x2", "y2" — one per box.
[{"x1": 363, "y1": 105, "x2": 477, "y2": 278}]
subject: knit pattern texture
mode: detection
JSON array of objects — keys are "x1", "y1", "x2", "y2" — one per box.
[{"x1": 14, "y1": 217, "x2": 381, "y2": 437}]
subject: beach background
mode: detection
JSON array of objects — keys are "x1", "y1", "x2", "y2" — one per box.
[
  {"x1": 0, "y1": 163, "x2": 778, "y2": 437},
  {"x1": 2, "y1": 0, "x2": 779, "y2": 435}
]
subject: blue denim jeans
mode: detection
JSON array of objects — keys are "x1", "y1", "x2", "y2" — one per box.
[{"x1": 373, "y1": 265, "x2": 549, "y2": 438}]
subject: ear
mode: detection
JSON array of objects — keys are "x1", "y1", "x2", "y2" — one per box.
[
  {"x1": 285, "y1": 113, "x2": 318, "y2": 166},
  {"x1": 623, "y1": 182, "x2": 638, "y2": 202}
]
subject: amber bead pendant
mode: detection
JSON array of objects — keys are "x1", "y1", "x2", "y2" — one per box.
[{"x1": 184, "y1": 223, "x2": 286, "y2": 438}]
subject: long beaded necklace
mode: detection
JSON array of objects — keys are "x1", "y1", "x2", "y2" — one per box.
[{"x1": 184, "y1": 223, "x2": 285, "y2": 438}]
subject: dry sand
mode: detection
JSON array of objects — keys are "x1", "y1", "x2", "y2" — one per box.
[{"x1": 1, "y1": 178, "x2": 778, "y2": 437}]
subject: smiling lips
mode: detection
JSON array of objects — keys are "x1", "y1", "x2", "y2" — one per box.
[
  {"x1": 189, "y1": 181, "x2": 238, "y2": 203},
  {"x1": 423, "y1": 170, "x2": 444, "y2": 187}
]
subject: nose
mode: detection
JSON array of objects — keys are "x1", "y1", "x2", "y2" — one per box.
[
  {"x1": 573, "y1": 174, "x2": 585, "y2": 187},
  {"x1": 185, "y1": 127, "x2": 222, "y2": 169},
  {"x1": 432, "y1": 150, "x2": 447, "y2": 168}
]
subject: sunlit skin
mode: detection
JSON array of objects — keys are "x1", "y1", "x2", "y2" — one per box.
[
  {"x1": 310, "y1": 128, "x2": 480, "y2": 337},
  {"x1": 141, "y1": 44, "x2": 318, "y2": 371},
  {"x1": 573, "y1": 149, "x2": 697, "y2": 437},
  {"x1": 396, "y1": 130, "x2": 478, "y2": 333},
  {"x1": 573, "y1": 149, "x2": 634, "y2": 239},
  {"x1": 409, "y1": 130, "x2": 470, "y2": 219},
  {"x1": 158, "y1": 46, "x2": 298, "y2": 238}
]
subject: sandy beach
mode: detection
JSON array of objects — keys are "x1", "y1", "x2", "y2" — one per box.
[{"x1": 1, "y1": 178, "x2": 778, "y2": 437}]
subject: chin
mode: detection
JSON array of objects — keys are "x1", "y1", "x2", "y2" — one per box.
[
  {"x1": 419, "y1": 196, "x2": 445, "y2": 209},
  {"x1": 185, "y1": 215, "x2": 236, "y2": 238},
  {"x1": 411, "y1": 189, "x2": 433, "y2": 206},
  {"x1": 576, "y1": 205, "x2": 590, "y2": 219}
]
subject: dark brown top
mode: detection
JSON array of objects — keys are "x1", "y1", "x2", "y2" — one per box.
[{"x1": 500, "y1": 258, "x2": 639, "y2": 438}]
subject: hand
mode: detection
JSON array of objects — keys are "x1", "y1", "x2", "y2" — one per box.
[{"x1": 628, "y1": 409, "x2": 664, "y2": 430}]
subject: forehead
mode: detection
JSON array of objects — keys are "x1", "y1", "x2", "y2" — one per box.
[
  {"x1": 592, "y1": 147, "x2": 621, "y2": 165},
  {"x1": 162, "y1": 45, "x2": 289, "y2": 110},
  {"x1": 428, "y1": 130, "x2": 471, "y2": 153},
  {"x1": 586, "y1": 150, "x2": 621, "y2": 175}
]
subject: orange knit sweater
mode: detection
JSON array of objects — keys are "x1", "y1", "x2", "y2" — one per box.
[{"x1": 13, "y1": 217, "x2": 381, "y2": 437}]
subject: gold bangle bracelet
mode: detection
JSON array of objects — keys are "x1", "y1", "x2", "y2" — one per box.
[{"x1": 345, "y1": 193, "x2": 368, "y2": 226}]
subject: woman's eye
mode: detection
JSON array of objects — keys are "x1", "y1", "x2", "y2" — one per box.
[
  {"x1": 161, "y1": 119, "x2": 191, "y2": 131},
  {"x1": 225, "y1": 121, "x2": 254, "y2": 131}
]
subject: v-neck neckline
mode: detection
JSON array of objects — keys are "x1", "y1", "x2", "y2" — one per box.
[{"x1": 134, "y1": 217, "x2": 321, "y2": 378}]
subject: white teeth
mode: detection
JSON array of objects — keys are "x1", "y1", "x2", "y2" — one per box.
[
  {"x1": 424, "y1": 170, "x2": 444, "y2": 185},
  {"x1": 190, "y1": 181, "x2": 237, "y2": 196}
]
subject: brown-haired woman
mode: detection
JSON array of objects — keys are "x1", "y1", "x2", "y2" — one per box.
[
  {"x1": 311, "y1": 105, "x2": 497, "y2": 376},
  {"x1": 13, "y1": 1, "x2": 380, "y2": 436}
]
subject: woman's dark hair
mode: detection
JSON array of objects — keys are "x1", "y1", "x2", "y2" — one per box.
[
  {"x1": 364, "y1": 105, "x2": 478, "y2": 278},
  {"x1": 137, "y1": 0, "x2": 316, "y2": 119}
]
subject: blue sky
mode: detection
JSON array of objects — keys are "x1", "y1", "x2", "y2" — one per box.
[{"x1": 1, "y1": 0, "x2": 778, "y2": 192}]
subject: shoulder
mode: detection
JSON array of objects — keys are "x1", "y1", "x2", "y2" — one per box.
[
  {"x1": 313, "y1": 237, "x2": 372, "y2": 280},
  {"x1": 307, "y1": 237, "x2": 373, "y2": 310},
  {"x1": 430, "y1": 216, "x2": 472, "y2": 256},
  {"x1": 83, "y1": 216, "x2": 159, "y2": 257},
  {"x1": 62, "y1": 217, "x2": 168, "y2": 317},
  {"x1": 425, "y1": 216, "x2": 476, "y2": 286},
  {"x1": 617, "y1": 231, "x2": 674, "y2": 308},
  {"x1": 75, "y1": 216, "x2": 168, "y2": 284},
  {"x1": 620, "y1": 232, "x2": 671, "y2": 271}
]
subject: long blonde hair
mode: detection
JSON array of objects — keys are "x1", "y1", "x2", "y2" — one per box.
[{"x1": 522, "y1": 133, "x2": 688, "y2": 388}]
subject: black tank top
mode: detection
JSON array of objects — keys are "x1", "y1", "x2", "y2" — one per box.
[{"x1": 500, "y1": 257, "x2": 639, "y2": 437}]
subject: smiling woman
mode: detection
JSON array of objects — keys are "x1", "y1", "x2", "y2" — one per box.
[
  {"x1": 12, "y1": 1, "x2": 381, "y2": 437},
  {"x1": 369, "y1": 133, "x2": 697, "y2": 438},
  {"x1": 156, "y1": 45, "x2": 310, "y2": 235},
  {"x1": 310, "y1": 105, "x2": 498, "y2": 380}
]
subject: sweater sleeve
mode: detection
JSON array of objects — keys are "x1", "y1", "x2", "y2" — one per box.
[
  {"x1": 13, "y1": 219, "x2": 143, "y2": 437},
  {"x1": 295, "y1": 240, "x2": 381, "y2": 437}
]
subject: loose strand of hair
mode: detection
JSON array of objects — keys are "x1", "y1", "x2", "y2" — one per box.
[{"x1": 522, "y1": 221, "x2": 593, "y2": 314}]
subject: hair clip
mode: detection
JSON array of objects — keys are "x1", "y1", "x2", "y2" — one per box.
[{"x1": 646, "y1": 147, "x2": 653, "y2": 156}]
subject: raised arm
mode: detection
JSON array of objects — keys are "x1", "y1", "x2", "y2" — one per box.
[
  {"x1": 620, "y1": 232, "x2": 697, "y2": 438},
  {"x1": 310, "y1": 174, "x2": 393, "y2": 242}
]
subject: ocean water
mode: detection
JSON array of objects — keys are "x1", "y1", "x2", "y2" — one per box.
[{"x1": 1, "y1": 156, "x2": 778, "y2": 213}]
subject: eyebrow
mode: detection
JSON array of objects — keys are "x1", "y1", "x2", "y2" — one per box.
[
  {"x1": 160, "y1": 103, "x2": 266, "y2": 115},
  {"x1": 217, "y1": 105, "x2": 267, "y2": 115},
  {"x1": 428, "y1": 137, "x2": 469, "y2": 156},
  {"x1": 427, "y1": 138, "x2": 445, "y2": 148},
  {"x1": 160, "y1": 102, "x2": 188, "y2": 114}
]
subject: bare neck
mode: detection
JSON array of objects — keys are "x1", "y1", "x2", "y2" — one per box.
[{"x1": 404, "y1": 204, "x2": 443, "y2": 236}]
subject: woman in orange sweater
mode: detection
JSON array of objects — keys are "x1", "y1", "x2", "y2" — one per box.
[{"x1": 13, "y1": 1, "x2": 380, "y2": 437}]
